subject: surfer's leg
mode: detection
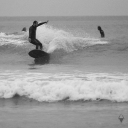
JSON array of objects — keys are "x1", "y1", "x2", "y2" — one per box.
[
  {"x1": 30, "y1": 39, "x2": 39, "y2": 49},
  {"x1": 35, "y1": 39, "x2": 43, "y2": 50},
  {"x1": 35, "y1": 43, "x2": 39, "y2": 50}
]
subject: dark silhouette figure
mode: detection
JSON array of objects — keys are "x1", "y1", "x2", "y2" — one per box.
[
  {"x1": 97, "y1": 26, "x2": 105, "y2": 38},
  {"x1": 28, "y1": 20, "x2": 48, "y2": 50},
  {"x1": 22, "y1": 27, "x2": 27, "y2": 32}
]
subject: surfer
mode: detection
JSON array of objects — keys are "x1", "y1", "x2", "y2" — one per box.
[
  {"x1": 97, "y1": 26, "x2": 105, "y2": 38},
  {"x1": 28, "y1": 20, "x2": 48, "y2": 50},
  {"x1": 22, "y1": 27, "x2": 27, "y2": 32}
]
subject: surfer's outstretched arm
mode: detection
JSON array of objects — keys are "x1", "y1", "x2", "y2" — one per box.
[{"x1": 37, "y1": 20, "x2": 49, "y2": 27}]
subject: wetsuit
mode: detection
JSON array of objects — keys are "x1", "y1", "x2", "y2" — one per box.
[
  {"x1": 29, "y1": 22, "x2": 47, "y2": 50},
  {"x1": 100, "y1": 30, "x2": 105, "y2": 38},
  {"x1": 98, "y1": 26, "x2": 105, "y2": 38}
]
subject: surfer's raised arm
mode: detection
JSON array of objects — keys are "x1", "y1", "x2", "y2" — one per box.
[{"x1": 37, "y1": 20, "x2": 49, "y2": 27}]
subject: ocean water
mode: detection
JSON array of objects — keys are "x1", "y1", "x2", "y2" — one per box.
[{"x1": 0, "y1": 16, "x2": 128, "y2": 128}]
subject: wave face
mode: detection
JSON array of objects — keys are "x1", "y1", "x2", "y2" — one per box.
[
  {"x1": 0, "y1": 24, "x2": 128, "y2": 57},
  {"x1": 0, "y1": 24, "x2": 111, "y2": 65},
  {"x1": 0, "y1": 71, "x2": 128, "y2": 102},
  {"x1": 0, "y1": 25, "x2": 108, "y2": 51},
  {"x1": 0, "y1": 24, "x2": 128, "y2": 70}
]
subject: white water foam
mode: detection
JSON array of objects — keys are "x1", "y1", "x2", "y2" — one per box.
[
  {"x1": 0, "y1": 71, "x2": 128, "y2": 102},
  {"x1": 0, "y1": 25, "x2": 108, "y2": 53},
  {"x1": 36, "y1": 25, "x2": 108, "y2": 53},
  {"x1": 0, "y1": 32, "x2": 28, "y2": 46}
]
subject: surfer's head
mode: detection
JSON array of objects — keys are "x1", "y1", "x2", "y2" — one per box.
[
  {"x1": 98, "y1": 26, "x2": 101, "y2": 30},
  {"x1": 33, "y1": 21, "x2": 38, "y2": 26}
]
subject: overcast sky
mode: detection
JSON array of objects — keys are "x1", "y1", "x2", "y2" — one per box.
[{"x1": 0, "y1": 0, "x2": 127, "y2": 16}]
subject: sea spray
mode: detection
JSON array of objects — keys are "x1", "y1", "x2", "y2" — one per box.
[
  {"x1": 0, "y1": 25, "x2": 108, "y2": 53},
  {"x1": 36, "y1": 25, "x2": 108, "y2": 53}
]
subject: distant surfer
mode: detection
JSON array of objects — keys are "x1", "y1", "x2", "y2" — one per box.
[
  {"x1": 28, "y1": 20, "x2": 48, "y2": 50},
  {"x1": 97, "y1": 26, "x2": 105, "y2": 38},
  {"x1": 22, "y1": 27, "x2": 27, "y2": 32}
]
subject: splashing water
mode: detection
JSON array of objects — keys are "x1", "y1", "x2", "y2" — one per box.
[{"x1": 36, "y1": 25, "x2": 108, "y2": 53}]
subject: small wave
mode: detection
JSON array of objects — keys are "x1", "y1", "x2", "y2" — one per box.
[
  {"x1": 0, "y1": 32, "x2": 28, "y2": 46},
  {"x1": 0, "y1": 71, "x2": 128, "y2": 102},
  {"x1": 109, "y1": 42, "x2": 128, "y2": 53}
]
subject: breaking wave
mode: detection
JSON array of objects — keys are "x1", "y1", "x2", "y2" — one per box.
[
  {"x1": 0, "y1": 25, "x2": 108, "y2": 54},
  {"x1": 0, "y1": 71, "x2": 128, "y2": 102}
]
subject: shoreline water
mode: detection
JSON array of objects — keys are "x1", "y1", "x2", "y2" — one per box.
[{"x1": 0, "y1": 97, "x2": 128, "y2": 128}]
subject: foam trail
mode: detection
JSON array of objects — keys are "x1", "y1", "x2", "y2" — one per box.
[{"x1": 0, "y1": 32, "x2": 28, "y2": 46}]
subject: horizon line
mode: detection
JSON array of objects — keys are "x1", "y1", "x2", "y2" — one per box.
[{"x1": 0, "y1": 15, "x2": 128, "y2": 17}]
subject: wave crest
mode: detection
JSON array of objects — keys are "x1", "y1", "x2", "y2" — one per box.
[{"x1": 0, "y1": 72, "x2": 128, "y2": 102}]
